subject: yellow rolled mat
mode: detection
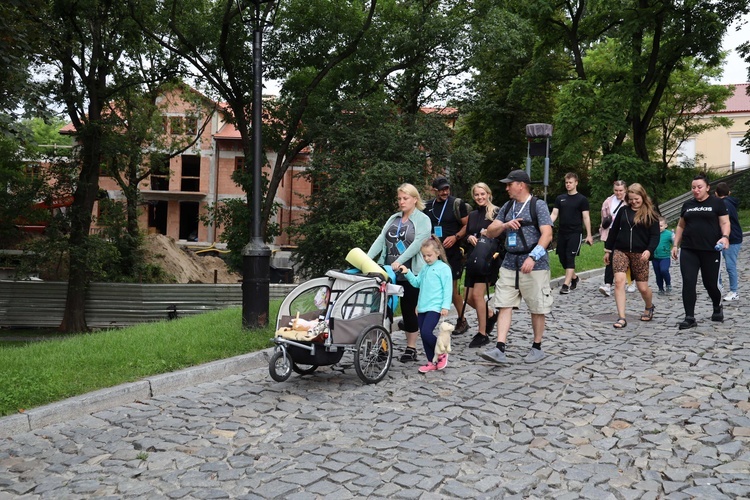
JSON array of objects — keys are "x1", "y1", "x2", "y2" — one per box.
[{"x1": 345, "y1": 248, "x2": 388, "y2": 278}]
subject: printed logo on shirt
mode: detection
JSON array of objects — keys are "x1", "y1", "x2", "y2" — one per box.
[{"x1": 685, "y1": 206, "x2": 714, "y2": 213}]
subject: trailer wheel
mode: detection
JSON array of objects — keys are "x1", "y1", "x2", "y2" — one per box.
[
  {"x1": 292, "y1": 363, "x2": 318, "y2": 375},
  {"x1": 269, "y1": 349, "x2": 292, "y2": 382},
  {"x1": 354, "y1": 325, "x2": 392, "y2": 384}
]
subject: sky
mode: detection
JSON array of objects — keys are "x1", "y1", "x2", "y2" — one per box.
[{"x1": 717, "y1": 17, "x2": 750, "y2": 85}]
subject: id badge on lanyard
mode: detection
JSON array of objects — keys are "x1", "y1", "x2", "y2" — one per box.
[
  {"x1": 396, "y1": 218, "x2": 407, "y2": 255},
  {"x1": 506, "y1": 197, "x2": 530, "y2": 249},
  {"x1": 432, "y1": 200, "x2": 447, "y2": 239},
  {"x1": 507, "y1": 231, "x2": 518, "y2": 247}
]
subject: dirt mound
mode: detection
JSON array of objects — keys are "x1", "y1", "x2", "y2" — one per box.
[{"x1": 143, "y1": 234, "x2": 241, "y2": 284}]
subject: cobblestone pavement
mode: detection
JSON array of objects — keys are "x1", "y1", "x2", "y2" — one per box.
[{"x1": 1, "y1": 259, "x2": 750, "y2": 499}]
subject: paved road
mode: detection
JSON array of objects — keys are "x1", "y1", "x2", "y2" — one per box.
[{"x1": 1, "y1": 259, "x2": 750, "y2": 499}]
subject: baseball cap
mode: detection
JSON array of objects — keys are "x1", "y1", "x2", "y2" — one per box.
[
  {"x1": 500, "y1": 170, "x2": 531, "y2": 184},
  {"x1": 432, "y1": 176, "x2": 450, "y2": 190}
]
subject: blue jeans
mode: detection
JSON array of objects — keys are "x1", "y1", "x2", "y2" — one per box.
[
  {"x1": 418, "y1": 311, "x2": 441, "y2": 362},
  {"x1": 721, "y1": 243, "x2": 741, "y2": 293},
  {"x1": 651, "y1": 257, "x2": 672, "y2": 291}
]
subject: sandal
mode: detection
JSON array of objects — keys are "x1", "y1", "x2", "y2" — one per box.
[
  {"x1": 640, "y1": 305, "x2": 655, "y2": 321},
  {"x1": 613, "y1": 318, "x2": 627, "y2": 329}
]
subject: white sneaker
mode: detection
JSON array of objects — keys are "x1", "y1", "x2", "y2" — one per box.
[
  {"x1": 598, "y1": 284, "x2": 611, "y2": 297},
  {"x1": 626, "y1": 283, "x2": 636, "y2": 293},
  {"x1": 724, "y1": 291, "x2": 739, "y2": 302}
]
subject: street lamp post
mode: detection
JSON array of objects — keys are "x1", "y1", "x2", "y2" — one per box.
[
  {"x1": 241, "y1": 0, "x2": 273, "y2": 329},
  {"x1": 525, "y1": 123, "x2": 553, "y2": 201}
]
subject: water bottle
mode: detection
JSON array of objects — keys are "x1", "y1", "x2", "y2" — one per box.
[{"x1": 715, "y1": 242, "x2": 724, "y2": 252}]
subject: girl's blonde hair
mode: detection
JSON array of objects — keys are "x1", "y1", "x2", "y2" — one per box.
[
  {"x1": 397, "y1": 183, "x2": 425, "y2": 211},
  {"x1": 627, "y1": 183, "x2": 659, "y2": 226},
  {"x1": 421, "y1": 235, "x2": 448, "y2": 263},
  {"x1": 471, "y1": 182, "x2": 499, "y2": 221}
]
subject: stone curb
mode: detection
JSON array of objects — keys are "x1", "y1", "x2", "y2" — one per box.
[{"x1": 0, "y1": 350, "x2": 270, "y2": 439}]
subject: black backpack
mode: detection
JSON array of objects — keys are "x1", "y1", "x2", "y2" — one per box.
[{"x1": 465, "y1": 235, "x2": 501, "y2": 276}]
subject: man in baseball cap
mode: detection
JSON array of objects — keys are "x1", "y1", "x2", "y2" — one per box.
[
  {"x1": 424, "y1": 175, "x2": 470, "y2": 335},
  {"x1": 478, "y1": 168, "x2": 553, "y2": 365},
  {"x1": 432, "y1": 176, "x2": 451, "y2": 190},
  {"x1": 499, "y1": 169, "x2": 531, "y2": 184}
]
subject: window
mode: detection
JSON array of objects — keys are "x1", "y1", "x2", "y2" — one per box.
[
  {"x1": 150, "y1": 155, "x2": 170, "y2": 191},
  {"x1": 730, "y1": 137, "x2": 750, "y2": 170},
  {"x1": 677, "y1": 138, "x2": 696, "y2": 165},
  {"x1": 23, "y1": 163, "x2": 41, "y2": 179},
  {"x1": 185, "y1": 117, "x2": 197, "y2": 136},
  {"x1": 235, "y1": 156, "x2": 245, "y2": 172},
  {"x1": 181, "y1": 155, "x2": 200, "y2": 192},
  {"x1": 169, "y1": 116, "x2": 184, "y2": 136}
]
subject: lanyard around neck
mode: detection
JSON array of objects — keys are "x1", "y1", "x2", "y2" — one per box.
[
  {"x1": 512, "y1": 195, "x2": 532, "y2": 219},
  {"x1": 432, "y1": 199, "x2": 448, "y2": 225}
]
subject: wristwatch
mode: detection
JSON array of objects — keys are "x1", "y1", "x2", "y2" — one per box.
[{"x1": 722, "y1": 235, "x2": 730, "y2": 239}]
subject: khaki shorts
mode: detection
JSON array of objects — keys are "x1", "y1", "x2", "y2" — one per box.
[{"x1": 490, "y1": 267, "x2": 553, "y2": 315}]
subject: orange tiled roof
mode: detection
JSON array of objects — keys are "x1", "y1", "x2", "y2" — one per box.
[{"x1": 214, "y1": 122, "x2": 241, "y2": 139}]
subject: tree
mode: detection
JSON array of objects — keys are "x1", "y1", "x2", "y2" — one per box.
[
  {"x1": 291, "y1": 98, "x2": 456, "y2": 277},
  {"x1": 651, "y1": 62, "x2": 733, "y2": 179},
  {"x1": 19, "y1": 0, "x2": 177, "y2": 331},
  {"x1": 458, "y1": 1, "x2": 563, "y2": 187}
]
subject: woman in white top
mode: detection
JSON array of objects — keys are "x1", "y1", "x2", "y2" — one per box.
[{"x1": 599, "y1": 180, "x2": 628, "y2": 296}]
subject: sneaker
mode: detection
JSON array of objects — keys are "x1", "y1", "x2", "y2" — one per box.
[
  {"x1": 570, "y1": 276, "x2": 580, "y2": 290},
  {"x1": 397, "y1": 320, "x2": 405, "y2": 331},
  {"x1": 724, "y1": 291, "x2": 739, "y2": 302},
  {"x1": 678, "y1": 317, "x2": 697, "y2": 330},
  {"x1": 666, "y1": 285, "x2": 672, "y2": 294},
  {"x1": 418, "y1": 362, "x2": 437, "y2": 373},
  {"x1": 626, "y1": 283, "x2": 637, "y2": 293},
  {"x1": 399, "y1": 347, "x2": 418, "y2": 362},
  {"x1": 454, "y1": 318, "x2": 469, "y2": 335},
  {"x1": 559, "y1": 284, "x2": 570, "y2": 295},
  {"x1": 479, "y1": 347, "x2": 509, "y2": 365},
  {"x1": 436, "y1": 354, "x2": 448, "y2": 370},
  {"x1": 599, "y1": 284, "x2": 611, "y2": 297},
  {"x1": 657, "y1": 289, "x2": 665, "y2": 295},
  {"x1": 711, "y1": 305, "x2": 724, "y2": 322},
  {"x1": 524, "y1": 347, "x2": 546, "y2": 364},
  {"x1": 469, "y1": 332, "x2": 490, "y2": 348},
  {"x1": 486, "y1": 310, "x2": 498, "y2": 334}
]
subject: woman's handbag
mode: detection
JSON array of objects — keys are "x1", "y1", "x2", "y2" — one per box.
[{"x1": 601, "y1": 215, "x2": 613, "y2": 229}]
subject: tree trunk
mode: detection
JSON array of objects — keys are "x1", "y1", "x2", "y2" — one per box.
[{"x1": 59, "y1": 124, "x2": 103, "y2": 332}]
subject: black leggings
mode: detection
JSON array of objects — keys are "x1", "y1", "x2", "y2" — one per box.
[
  {"x1": 399, "y1": 280, "x2": 419, "y2": 333},
  {"x1": 679, "y1": 247, "x2": 722, "y2": 318}
]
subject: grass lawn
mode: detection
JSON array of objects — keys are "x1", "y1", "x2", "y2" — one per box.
[{"x1": 0, "y1": 304, "x2": 279, "y2": 417}]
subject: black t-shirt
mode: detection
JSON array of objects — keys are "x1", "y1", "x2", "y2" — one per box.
[
  {"x1": 554, "y1": 192, "x2": 590, "y2": 234},
  {"x1": 680, "y1": 196, "x2": 728, "y2": 251},
  {"x1": 424, "y1": 196, "x2": 467, "y2": 239}
]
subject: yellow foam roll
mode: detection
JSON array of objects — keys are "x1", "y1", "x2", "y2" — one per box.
[{"x1": 345, "y1": 248, "x2": 388, "y2": 278}]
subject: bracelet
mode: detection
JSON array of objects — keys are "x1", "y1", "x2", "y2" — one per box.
[{"x1": 722, "y1": 235, "x2": 730, "y2": 239}]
